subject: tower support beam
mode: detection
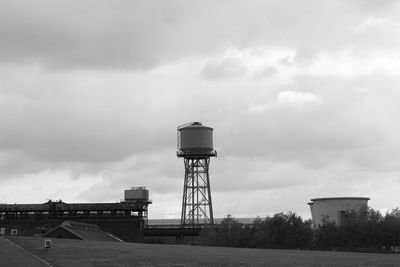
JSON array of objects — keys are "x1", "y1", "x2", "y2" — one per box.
[{"x1": 181, "y1": 157, "x2": 214, "y2": 227}]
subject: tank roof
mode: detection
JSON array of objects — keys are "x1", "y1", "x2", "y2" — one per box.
[
  {"x1": 310, "y1": 197, "x2": 370, "y2": 202},
  {"x1": 177, "y1": 122, "x2": 213, "y2": 130}
]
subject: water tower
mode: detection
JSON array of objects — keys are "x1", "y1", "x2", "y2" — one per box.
[{"x1": 177, "y1": 122, "x2": 217, "y2": 227}]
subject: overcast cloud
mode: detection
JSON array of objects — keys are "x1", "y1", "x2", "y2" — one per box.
[{"x1": 1, "y1": 0, "x2": 400, "y2": 219}]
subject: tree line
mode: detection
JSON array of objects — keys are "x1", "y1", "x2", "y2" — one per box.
[{"x1": 199, "y1": 207, "x2": 400, "y2": 252}]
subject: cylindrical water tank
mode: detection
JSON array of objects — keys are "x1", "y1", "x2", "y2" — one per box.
[
  {"x1": 124, "y1": 187, "x2": 149, "y2": 201},
  {"x1": 178, "y1": 122, "x2": 213, "y2": 155}
]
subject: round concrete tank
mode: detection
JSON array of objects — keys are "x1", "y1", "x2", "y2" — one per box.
[
  {"x1": 178, "y1": 122, "x2": 213, "y2": 155},
  {"x1": 308, "y1": 197, "x2": 370, "y2": 227}
]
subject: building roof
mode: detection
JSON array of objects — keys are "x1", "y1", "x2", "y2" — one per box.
[
  {"x1": 43, "y1": 221, "x2": 121, "y2": 242},
  {"x1": 310, "y1": 197, "x2": 370, "y2": 202}
]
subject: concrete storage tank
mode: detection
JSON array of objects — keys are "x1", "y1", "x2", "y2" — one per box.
[
  {"x1": 308, "y1": 197, "x2": 370, "y2": 227},
  {"x1": 177, "y1": 122, "x2": 215, "y2": 156}
]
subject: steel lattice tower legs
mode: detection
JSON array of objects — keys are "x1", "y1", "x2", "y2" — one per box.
[{"x1": 181, "y1": 157, "x2": 214, "y2": 227}]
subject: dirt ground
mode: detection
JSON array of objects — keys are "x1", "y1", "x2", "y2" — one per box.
[{"x1": 8, "y1": 236, "x2": 400, "y2": 267}]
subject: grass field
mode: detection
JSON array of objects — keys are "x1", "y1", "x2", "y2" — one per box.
[{"x1": 8, "y1": 236, "x2": 400, "y2": 266}]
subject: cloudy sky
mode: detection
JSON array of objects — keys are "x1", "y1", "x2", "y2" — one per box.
[{"x1": 1, "y1": 0, "x2": 400, "y2": 219}]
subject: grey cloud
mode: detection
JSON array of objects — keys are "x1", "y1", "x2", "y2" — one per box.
[
  {"x1": 2, "y1": 1, "x2": 400, "y2": 218},
  {"x1": 0, "y1": 1, "x2": 234, "y2": 70},
  {"x1": 217, "y1": 80, "x2": 400, "y2": 174},
  {"x1": 201, "y1": 58, "x2": 247, "y2": 80},
  {"x1": 0, "y1": 1, "x2": 185, "y2": 70},
  {"x1": 257, "y1": 67, "x2": 277, "y2": 77},
  {"x1": 293, "y1": 47, "x2": 318, "y2": 64},
  {"x1": 0, "y1": 62, "x2": 190, "y2": 163},
  {"x1": 1, "y1": 1, "x2": 399, "y2": 70},
  {"x1": 358, "y1": 0, "x2": 400, "y2": 13},
  {"x1": 0, "y1": 150, "x2": 40, "y2": 178}
]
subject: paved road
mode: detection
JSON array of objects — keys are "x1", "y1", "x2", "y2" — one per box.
[{"x1": 0, "y1": 237, "x2": 50, "y2": 267}]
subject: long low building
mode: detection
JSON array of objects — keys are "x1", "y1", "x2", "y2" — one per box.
[{"x1": 0, "y1": 187, "x2": 151, "y2": 242}]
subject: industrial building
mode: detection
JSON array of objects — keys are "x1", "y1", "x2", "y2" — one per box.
[
  {"x1": 308, "y1": 197, "x2": 370, "y2": 227},
  {"x1": 0, "y1": 122, "x2": 219, "y2": 244},
  {"x1": 0, "y1": 187, "x2": 151, "y2": 242}
]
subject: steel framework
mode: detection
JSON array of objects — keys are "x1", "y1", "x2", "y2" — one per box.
[{"x1": 180, "y1": 157, "x2": 214, "y2": 227}]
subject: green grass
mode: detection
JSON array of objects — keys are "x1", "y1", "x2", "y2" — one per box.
[{"x1": 9, "y1": 236, "x2": 400, "y2": 266}]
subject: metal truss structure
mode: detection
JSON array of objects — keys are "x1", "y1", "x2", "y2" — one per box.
[{"x1": 181, "y1": 157, "x2": 214, "y2": 227}]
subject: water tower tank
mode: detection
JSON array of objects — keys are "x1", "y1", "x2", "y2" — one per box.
[{"x1": 177, "y1": 122, "x2": 214, "y2": 155}]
